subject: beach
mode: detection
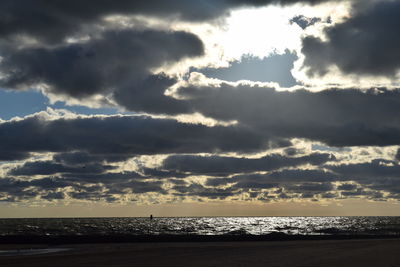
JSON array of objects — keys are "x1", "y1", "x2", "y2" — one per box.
[{"x1": 0, "y1": 239, "x2": 399, "y2": 267}]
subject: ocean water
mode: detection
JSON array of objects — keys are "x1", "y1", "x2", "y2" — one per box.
[{"x1": 0, "y1": 217, "x2": 399, "y2": 236}]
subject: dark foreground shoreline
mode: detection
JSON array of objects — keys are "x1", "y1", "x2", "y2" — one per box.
[
  {"x1": 1, "y1": 238, "x2": 400, "y2": 267},
  {"x1": 1, "y1": 233, "x2": 399, "y2": 244}
]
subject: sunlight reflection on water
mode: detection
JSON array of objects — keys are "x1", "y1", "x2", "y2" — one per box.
[{"x1": 0, "y1": 217, "x2": 399, "y2": 236}]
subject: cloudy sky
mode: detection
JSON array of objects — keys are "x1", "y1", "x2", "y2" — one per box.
[{"x1": 1, "y1": 0, "x2": 400, "y2": 217}]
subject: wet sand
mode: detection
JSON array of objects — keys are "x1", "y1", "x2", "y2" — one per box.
[{"x1": 0, "y1": 239, "x2": 399, "y2": 267}]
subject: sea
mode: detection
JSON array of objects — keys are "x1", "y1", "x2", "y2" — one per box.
[{"x1": 1, "y1": 217, "x2": 400, "y2": 237}]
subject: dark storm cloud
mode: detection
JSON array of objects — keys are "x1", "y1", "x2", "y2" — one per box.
[
  {"x1": 61, "y1": 168, "x2": 186, "y2": 185},
  {"x1": 320, "y1": 192, "x2": 337, "y2": 198},
  {"x1": 0, "y1": 114, "x2": 277, "y2": 159},
  {"x1": 204, "y1": 169, "x2": 339, "y2": 200},
  {"x1": 337, "y1": 183, "x2": 358, "y2": 191},
  {"x1": 113, "y1": 74, "x2": 190, "y2": 114},
  {"x1": 9, "y1": 160, "x2": 116, "y2": 176},
  {"x1": 290, "y1": 15, "x2": 321, "y2": 29},
  {"x1": 115, "y1": 180, "x2": 166, "y2": 194},
  {"x1": 326, "y1": 159, "x2": 400, "y2": 195},
  {"x1": 53, "y1": 151, "x2": 129, "y2": 165},
  {"x1": 232, "y1": 179, "x2": 278, "y2": 190},
  {"x1": 302, "y1": 1, "x2": 400, "y2": 77},
  {"x1": 172, "y1": 183, "x2": 236, "y2": 199},
  {"x1": 340, "y1": 189, "x2": 384, "y2": 200},
  {"x1": 286, "y1": 182, "x2": 333, "y2": 192},
  {"x1": 202, "y1": 168, "x2": 343, "y2": 199},
  {"x1": 327, "y1": 159, "x2": 400, "y2": 181},
  {"x1": 0, "y1": 151, "x2": 30, "y2": 161},
  {"x1": 266, "y1": 169, "x2": 341, "y2": 182},
  {"x1": 139, "y1": 168, "x2": 187, "y2": 179},
  {"x1": 0, "y1": 177, "x2": 70, "y2": 201},
  {"x1": 370, "y1": 181, "x2": 400, "y2": 195},
  {"x1": 206, "y1": 169, "x2": 340, "y2": 188},
  {"x1": 0, "y1": 177, "x2": 69, "y2": 192},
  {"x1": 174, "y1": 171, "x2": 337, "y2": 200},
  {"x1": 0, "y1": 0, "x2": 341, "y2": 43},
  {"x1": 284, "y1": 147, "x2": 302, "y2": 156},
  {"x1": 61, "y1": 172, "x2": 145, "y2": 184},
  {"x1": 3, "y1": 157, "x2": 399, "y2": 202},
  {"x1": 340, "y1": 189, "x2": 367, "y2": 197},
  {"x1": 3, "y1": 0, "x2": 400, "y2": 204},
  {"x1": 179, "y1": 83, "x2": 400, "y2": 147},
  {"x1": 0, "y1": 174, "x2": 167, "y2": 202},
  {"x1": 41, "y1": 191, "x2": 65, "y2": 200},
  {"x1": 396, "y1": 149, "x2": 400, "y2": 161},
  {"x1": 161, "y1": 152, "x2": 334, "y2": 176},
  {"x1": 0, "y1": 179, "x2": 38, "y2": 201},
  {"x1": 5, "y1": 72, "x2": 400, "y2": 150},
  {"x1": 0, "y1": 29, "x2": 202, "y2": 114},
  {"x1": 0, "y1": 1, "x2": 222, "y2": 44}
]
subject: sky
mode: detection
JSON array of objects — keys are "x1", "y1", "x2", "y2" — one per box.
[{"x1": 1, "y1": 0, "x2": 400, "y2": 217}]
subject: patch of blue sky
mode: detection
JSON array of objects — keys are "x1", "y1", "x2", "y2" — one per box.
[
  {"x1": 0, "y1": 89, "x2": 122, "y2": 120},
  {"x1": 312, "y1": 144, "x2": 351, "y2": 152},
  {"x1": 192, "y1": 51, "x2": 299, "y2": 87}
]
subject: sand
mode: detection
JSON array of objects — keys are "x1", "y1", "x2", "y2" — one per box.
[{"x1": 0, "y1": 239, "x2": 399, "y2": 267}]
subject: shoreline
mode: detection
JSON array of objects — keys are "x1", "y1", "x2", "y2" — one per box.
[
  {"x1": 1, "y1": 233, "x2": 399, "y2": 244},
  {"x1": 0, "y1": 239, "x2": 399, "y2": 267}
]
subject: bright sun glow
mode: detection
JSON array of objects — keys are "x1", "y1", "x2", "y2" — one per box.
[
  {"x1": 218, "y1": 6, "x2": 303, "y2": 59},
  {"x1": 215, "y1": 2, "x2": 348, "y2": 60}
]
